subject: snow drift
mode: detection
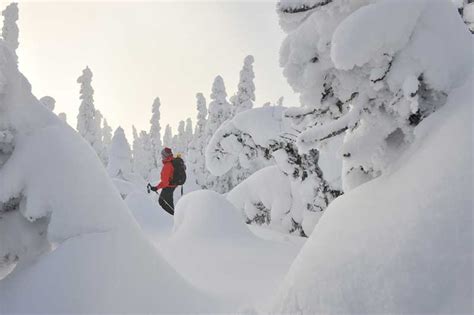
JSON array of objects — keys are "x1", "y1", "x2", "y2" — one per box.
[{"x1": 271, "y1": 75, "x2": 473, "y2": 314}]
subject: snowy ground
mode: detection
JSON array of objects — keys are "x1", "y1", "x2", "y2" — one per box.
[{"x1": 126, "y1": 185, "x2": 305, "y2": 311}]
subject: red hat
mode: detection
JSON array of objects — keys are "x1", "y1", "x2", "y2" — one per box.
[{"x1": 161, "y1": 147, "x2": 173, "y2": 159}]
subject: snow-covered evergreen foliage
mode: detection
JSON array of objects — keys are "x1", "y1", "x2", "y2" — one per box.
[
  {"x1": 204, "y1": 75, "x2": 232, "y2": 193},
  {"x1": 1, "y1": 2, "x2": 18, "y2": 59},
  {"x1": 39, "y1": 96, "x2": 55, "y2": 111},
  {"x1": 163, "y1": 124, "x2": 172, "y2": 148},
  {"x1": 175, "y1": 120, "x2": 186, "y2": 155},
  {"x1": 188, "y1": 93, "x2": 209, "y2": 189},
  {"x1": 453, "y1": 0, "x2": 474, "y2": 32},
  {"x1": 131, "y1": 126, "x2": 154, "y2": 180},
  {"x1": 149, "y1": 97, "x2": 162, "y2": 167},
  {"x1": 207, "y1": 106, "x2": 341, "y2": 235},
  {"x1": 278, "y1": 0, "x2": 473, "y2": 191},
  {"x1": 76, "y1": 67, "x2": 105, "y2": 162},
  {"x1": 233, "y1": 55, "x2": 255, "y2": 115},
  {"x1": 107, "y1": 127, "x2": 132, "y2": 179},
  {"x1": 102, "y1": 118, "x2": 113, "y2": 161},
  {"x1": 185, "y1": 118, "x2": 193, "y2": 144}
]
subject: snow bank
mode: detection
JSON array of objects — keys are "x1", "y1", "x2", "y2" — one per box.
[
  {"x1": 271, "y1": 76, "x2": 473, "y2": 314},
  {"x1": 173, "y1": 190, "x2": 254, "y2": 240}
]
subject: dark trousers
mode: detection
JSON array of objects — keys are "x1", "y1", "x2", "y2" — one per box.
[{"x1": 159, "y1": 187, "x2": 175, "y2": 215}]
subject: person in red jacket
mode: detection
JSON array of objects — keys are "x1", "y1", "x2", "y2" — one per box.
[{"x1": 150, "y1": 147, "x2": 177, "y2": 215}]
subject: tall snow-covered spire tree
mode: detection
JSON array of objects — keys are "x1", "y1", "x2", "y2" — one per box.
[
  {"x1": 204, "y1": 75, "x2": 232, "y2": 193},
  {"x1": 233, "y1": 55, "x2": 255, "y2": 115},
  {"x1": 102, "y1": 118, "x2": 113, "y2": 160},
  {"x1": 188, "y1": 93, "x2": 208, "y2": 188},
  {"x1": 39, "y1": 96, "x2": 55, "y2": 111},
  {"x1": 1, "y1": 2, "x2": 19, "y2": 59},
  {"x1": 205, "y1": 75, "x2": 231, "y2": 141},
  {"x1": 175, "y1": 120, "x2": 186, "y2": 155},
  {"x1": 149, "y1": 97, "x2": 162, "y2": 167},
  {"x1": 185, "y1": 118, "x2": 193, "y2": 144},
  {"x1": 76, "y1": 66, "x2": 105, "y2": 161},
  {"x1": 163, "y1": 124, "x2": 173, "y2": 149},
  {"x1": 107, "y1": 127, "x2": 132, "y2": 179}
]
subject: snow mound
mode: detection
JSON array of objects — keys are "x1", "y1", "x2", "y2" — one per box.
[
  {"x1": 126, "y1": 191, "x2": 173, "y2": 238},
  {"x1": 173, "y1": 190, "x2": 254, "y2": 240},
  {"x1": 271, "y1": 76, "x2": 473, "y2": 314},
  {"x1": 227, "y1": 166, "x2": 293, "y2": 232}
]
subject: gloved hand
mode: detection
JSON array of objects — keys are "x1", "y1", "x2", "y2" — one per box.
[{"x1": 150, "y1": 186, "x2": 158, "y2": 192}]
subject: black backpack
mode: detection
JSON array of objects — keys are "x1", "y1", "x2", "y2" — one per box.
[{"x1": 171, "y1": 157, "x2": 187, "y2": 186}]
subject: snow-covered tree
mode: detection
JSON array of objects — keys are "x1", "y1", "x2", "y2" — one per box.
[
  {"x1": 149, "y1": 97, "x2": 162, "y2": 167},
  {"x1": 233, "y1": 55, "x2": 255, "y2": 115},
  {"x1": 102, "y1": 118, "x2": 113, "y2": 161},
  {"x1": 1, "y1": 2, "x2": 18, "y2": 59},
  {"x1": 204, "y1": 75, "x2": 232, "y2": 193},
  {"x1": 185, "y1": 118, "x2": 193, "y2": 144},
  {"x1": 278, "y1": 0, "x2": 472, "y2": 192},
  {"x1": 163, "y1": 124, "x2": 173, "y2": 148},
  {"x1": 453, "y1": 0, "x2": 474, "y2": 33},
  {"x1": 176, "y1": 120, "x2": 186, "y2": 154},
  {"x1": 131, "y1": 126, "x2": 154, "y2": 180},
  {"x1": 39, "y1": 96, "x2": 55, "y2": 111},
  {"x1": 188, "y1": 93, "x2": 208, "y2": 188},
  {"x1": 206, "y1": 106, "x2": 341, "y2": 235},
  {"x1": 107, "y1": 127, "x2": 132, "y2": 179},
  {"x1": 76, "y1": 66, "x2": 105, "y2": 161}
]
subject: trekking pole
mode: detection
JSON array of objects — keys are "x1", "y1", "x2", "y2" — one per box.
[{"x1": 181, "y1": 185, "x2": 183, "y2": 196}]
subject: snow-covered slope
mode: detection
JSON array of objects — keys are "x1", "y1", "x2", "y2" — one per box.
[
  {"x1": 0, "y1": 40, "x2": 218, "y2": 313},
  {"x1": 271, "y1": 76, "x2": 473, "y2": 314}
]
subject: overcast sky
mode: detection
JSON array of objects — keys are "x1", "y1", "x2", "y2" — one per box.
[{"x1": 14, "y1": 0, "x2": 299, "y2": 139}]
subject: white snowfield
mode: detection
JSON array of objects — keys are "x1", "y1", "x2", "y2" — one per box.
[{"x1": 271, "y1": 76, "x2": 473, "y2": 314}]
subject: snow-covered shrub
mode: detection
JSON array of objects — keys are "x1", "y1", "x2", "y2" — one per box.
[
  {"x1": 76, "y1": 66, "x2": 106, "y2": 163},
  {"x1": 207, "y1": 106, "x2": 341, "y2": 235},
  {"x1": 453, "y1": 0, "x2": 474, "y2": 32},
  {"x1": 39, "y1": 96, "x2": 55, "y2": 111},
  {"x1": 278, "y1": 0, "x2": 472, "y2": 191}
]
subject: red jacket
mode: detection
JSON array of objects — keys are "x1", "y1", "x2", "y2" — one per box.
[{"x1": 156, "y1": 156, "x2": 176, "y2": 189}]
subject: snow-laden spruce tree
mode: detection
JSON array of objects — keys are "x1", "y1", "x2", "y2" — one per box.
[
  {"x1": 76, "y1": 66, "x2": 105, "y2": 162},
  {"x1": 278, "y1": 0, "x2": 472, "y2": 192},
  {"x1": 39, "y1": 96, "x2": 55, "y2": 111},
  {"x1": 137, "y1": 131, "x2": 154, "y2": 180},
  {"x1": 102, "y1": 118, "x2": 113, "y2": 162},
  {"x1": 1, "y1": 2, "x2": 18, "y2": 60},
  {"x1": 204, "y1": 76, "x2": 233, "y2": 193},
  {"x1": 233, "y1": 55, "x2": 255, "y2": 115},
  {"x1": 188, "y1": 93, "x2": 209, "y2": 188},
  {"x1": 107, "y1": 126, "x2": 132, "y2": 179},
  {"x1": 163, "y1": 124, "x2": 172, "y2": 149},
  {"x1": 453, "y1": 0, "x2": 474, "y2": 32},
  {"x1": 149, "y1": 97, "x2": 162, "y2": 167},
  {"x1": 185, "y1": 118, "x2": 193, "y2": 144},
  {"x1": 206, "y1": 106, "x2": 341, "y2": 235},
  {"x1": 175, "y1": 120, "x2": 186, "y2": 155}
]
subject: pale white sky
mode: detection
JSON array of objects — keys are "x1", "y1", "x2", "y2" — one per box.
[{"x1": 13, "y1": 0, "x2": 299, "y2": 138}]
